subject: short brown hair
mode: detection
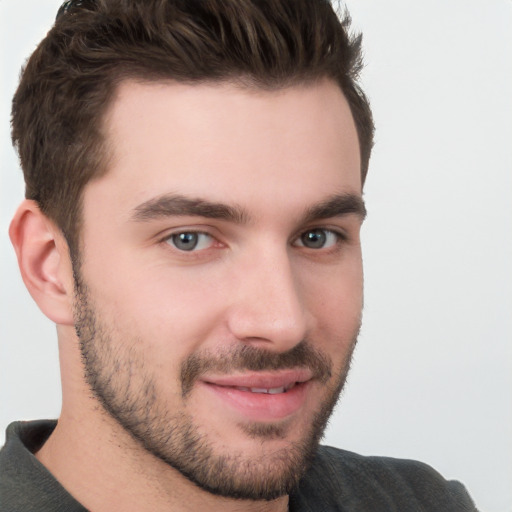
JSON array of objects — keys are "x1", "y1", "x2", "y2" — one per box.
[{"x1": 11, "y1": 0, "x2": 374, "y2": 255}]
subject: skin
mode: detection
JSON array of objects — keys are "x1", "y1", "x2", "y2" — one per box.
[{"x1": 10, "y1": 79, "x2": 364, "y2": 512}]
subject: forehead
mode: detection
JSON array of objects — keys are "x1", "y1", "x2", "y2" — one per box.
[{"x1": 86, "y1": 79, "x2": 361, "y2": 220}]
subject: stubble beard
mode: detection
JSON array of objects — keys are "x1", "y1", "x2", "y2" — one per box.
[{"x1": 73, "y1": 272, "x2": 358, "y2": 501}]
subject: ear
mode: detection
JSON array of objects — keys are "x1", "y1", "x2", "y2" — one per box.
[{"x1": 9, "y1": 200, "x2": 75, "y2": 326}]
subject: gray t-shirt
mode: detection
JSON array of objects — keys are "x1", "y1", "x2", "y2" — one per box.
[{"x1": 0, "y1": 421, "x2": 477, "y2": 511}]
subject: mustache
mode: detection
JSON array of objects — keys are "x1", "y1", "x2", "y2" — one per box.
[{"x1": 180, "y1": 341, "x2": 333, "y2": 397}]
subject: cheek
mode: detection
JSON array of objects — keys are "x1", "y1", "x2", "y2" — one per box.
[
  {"x1": 83, "y1": 257, "x2": 230, "y2": 362},
  {"x1": 302, "y1": 260, "x2": 363, "y2": 350}
]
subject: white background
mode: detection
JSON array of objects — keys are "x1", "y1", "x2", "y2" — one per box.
[{"x1": 1, "y1": 1, "x2": 511, "y2": 511}]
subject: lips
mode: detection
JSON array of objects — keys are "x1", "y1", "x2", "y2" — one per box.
[
  {"x1": 199, "y1": 370, "x2": 313, "y2": 421},
  {"x1": 202, "y1": 368, "x2": 312, "y2": 388}
]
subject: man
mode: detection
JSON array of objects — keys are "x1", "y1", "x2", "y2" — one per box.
[{"x1": 0, "y1": 0, "x2": 477, "y2": 510}]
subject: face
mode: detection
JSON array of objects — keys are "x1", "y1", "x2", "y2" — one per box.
[{"x1": 74, "y1": 79, "x2": 364, "y2": 500}]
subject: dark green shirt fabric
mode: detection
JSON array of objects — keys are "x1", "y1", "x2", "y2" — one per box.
[
  {"x1": 1, "y1": 420, "x2": 477, "y2": 511},
  {"x1": 0, "y1": 421, "x2": 85, "y2": 512}
]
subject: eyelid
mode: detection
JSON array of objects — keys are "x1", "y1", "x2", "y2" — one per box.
[
  {"x1": 297, "y1": 225, "x2": 349, "y2": 240},
  {"x1": 156, "y1": 223, "x2": 218, "y2": 241}
]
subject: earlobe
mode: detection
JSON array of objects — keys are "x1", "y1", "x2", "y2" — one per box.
[{"x1": 9, "y1": 200, "x2": 75, "y2": 326}]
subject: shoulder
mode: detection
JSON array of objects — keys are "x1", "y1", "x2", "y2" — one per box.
[
  {"x1": 290, "y1": 445, "x2": 478, "y2": 512},
  {"x1": 0, "y1": 421, "x2": 86, "y2": 512}
]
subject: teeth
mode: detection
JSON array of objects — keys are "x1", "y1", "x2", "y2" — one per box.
[
  {"x1": 250, "y1": 387, "x2": 271, "y2": 393},
  {"x1": 266, "y1": 387, "x2": 285, "y2": 394},
  {"x1": 234, "y1": 385, "x2": 295, "y2": 394}
]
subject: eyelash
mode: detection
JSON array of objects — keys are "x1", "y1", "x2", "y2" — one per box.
[{"x1": 161, "y1": 227, "x2": 348, "y2": 254}]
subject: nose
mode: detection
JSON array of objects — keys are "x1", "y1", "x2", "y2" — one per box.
[{"x1": 226, "y1": 247, "x2": 311, "y2": 351}]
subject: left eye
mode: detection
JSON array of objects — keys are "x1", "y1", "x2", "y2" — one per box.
[
  {"x1": 166, "y1": 232, "x2": 214, "y2": 252},
  {"x1": 295, "y1": 229, "x2": 340, "y2": 249}
]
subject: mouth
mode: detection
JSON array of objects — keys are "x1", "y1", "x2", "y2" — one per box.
[{"x1": 199, "y1": 370, "x2": 313, "y2": 422}]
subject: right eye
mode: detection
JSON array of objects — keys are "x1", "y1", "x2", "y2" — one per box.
[{"x1": 165, "y1": 232, "x2": 214, "y2": 252}]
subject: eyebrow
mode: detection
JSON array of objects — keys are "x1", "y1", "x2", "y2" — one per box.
[
  {"x1": 131, "y1": 192, "x2": 366, "y2": 224},
  {"x1": 131, "y1": 194, "x2": 249, "y2": 223},
  {"x1": 302, "y1": 193, "x2": 367, "y2": 223}
]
